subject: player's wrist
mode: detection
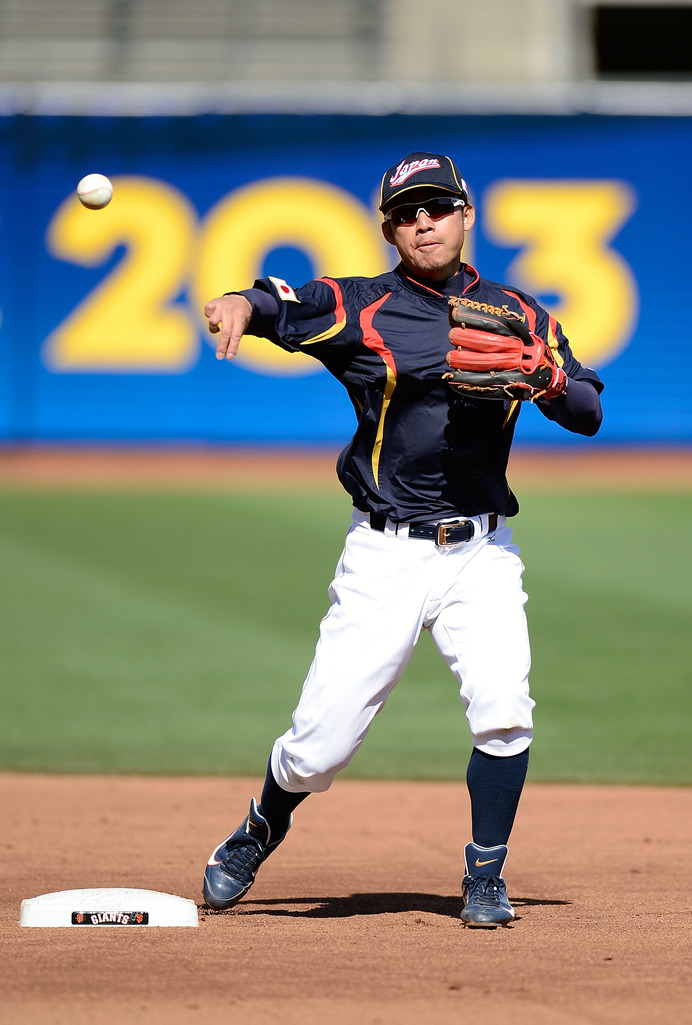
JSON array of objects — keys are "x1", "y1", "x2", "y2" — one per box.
[{"x1": 541, "y1": 367, "x2": 568, "y2": 401}]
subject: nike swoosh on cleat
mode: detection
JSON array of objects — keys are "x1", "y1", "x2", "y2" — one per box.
[
  {"x1": 207, "y1": 841, "x2": 228, "y2": 867},
  {"x1": 475, "y1": 858, "x2": 499, "y2": 867}
]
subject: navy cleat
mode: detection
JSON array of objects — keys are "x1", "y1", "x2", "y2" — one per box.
[
  {"x1": 203, "y1": 798, "x2": 291, "y2": 910},
  {"x1": 460, "y1": 841, "x2": 515, "y2": 928}
]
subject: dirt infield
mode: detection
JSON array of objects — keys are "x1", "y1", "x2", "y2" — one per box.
[
  {"x1": 2, "y1": 450, "x2": 690, "y2": 1023},
  {"x1": 0, "y1": 445, "x2": 690, "y2": 490},
  {"x1": 2, "y1": 774, "x2": 691, "y2": 1025}
]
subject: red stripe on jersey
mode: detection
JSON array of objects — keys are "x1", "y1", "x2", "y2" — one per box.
[
  {"x1": 399, "y1": 269, "x2": 444, "y2": 297},
  {"x1": 359, "y1": 293, "x2": 395, "y2": 374},
  {"x1": 502, "y1": 289, "x2": 537, "y2": 333},
  {"x1": 461, "y1": 264, "x2": 480, "y2": 293},
  {"x1": 316, "y1": 276, "x2": 346, "y2": 323},
  {"x1": 399, "y1": 263, "x2": 480, "y2": 297}
]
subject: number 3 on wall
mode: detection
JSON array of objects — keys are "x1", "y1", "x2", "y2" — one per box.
[{"x1": 484, "y1": 180, "x2": 639, "y2": 367}]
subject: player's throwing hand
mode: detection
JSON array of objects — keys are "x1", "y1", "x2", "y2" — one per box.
[{"x1": 204, "y1": 293, "x2": 253, "y2": 361}]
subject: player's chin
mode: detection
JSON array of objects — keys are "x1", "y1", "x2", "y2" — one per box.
[{"x1": 409, "y1": 249, "x2": 449, "y2": 276}]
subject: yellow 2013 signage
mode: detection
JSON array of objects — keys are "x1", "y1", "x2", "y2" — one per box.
[{"x1": 45, "y1": 175, "x2": 638, "y2": 375}]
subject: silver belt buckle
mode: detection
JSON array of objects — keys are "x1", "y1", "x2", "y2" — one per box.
[{"x1": 436, "y1": 520, "x2": 468, "y2": 546}]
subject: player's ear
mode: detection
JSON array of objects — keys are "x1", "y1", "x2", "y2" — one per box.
[
  {"x1": 463, "y1": 204, "x2": 476, "y2": 230},
  {"x1": 381, "y1": 219, "x2": 395, "y2": 246}
]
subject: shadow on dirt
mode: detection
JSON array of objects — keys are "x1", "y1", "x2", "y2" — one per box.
[{"x1": 201, "y1": 893, "x2": 571, "y2": 920}]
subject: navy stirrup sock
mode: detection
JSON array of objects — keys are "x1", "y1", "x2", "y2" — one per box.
[
  {"x1": 466, "y1": 747, "x2": 529, "y2": 848},
  {"x1": 257, "y1": 759, "x2": 309, "y2": 837}
]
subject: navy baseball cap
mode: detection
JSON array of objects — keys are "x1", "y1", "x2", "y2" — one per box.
[{"x1": 379, "y1": 152, "x2": 469, "y2": 212}]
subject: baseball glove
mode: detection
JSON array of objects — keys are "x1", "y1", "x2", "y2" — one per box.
[{"x1": 444, "y1": 298, "x2": 567, "y2": 402}]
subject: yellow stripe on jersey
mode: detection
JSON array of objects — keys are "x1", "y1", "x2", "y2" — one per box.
[
  {"x1": 299, "y1": 276, "x2": 348, "y2": 346},
  {"x1": 548, "y1": 318, "x2": 565, "y2": 366},
  {"x1": 502, "y1": 400, "x2": 520, "y2": 429},
  {"x1": 299, "y1": 313, "x2": 347, "y2": 346},
  {"x1": 371, "y1": 366, "x2": 397, "y2": 489}
]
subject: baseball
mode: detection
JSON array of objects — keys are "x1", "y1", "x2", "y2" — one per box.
[{"x1": 76, "y1": 173, "x2": 113, "y2": 210}]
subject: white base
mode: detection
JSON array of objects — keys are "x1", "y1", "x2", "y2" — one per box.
[{"x1": 19, "y1": 888, "x2": 198, "y2": 927}]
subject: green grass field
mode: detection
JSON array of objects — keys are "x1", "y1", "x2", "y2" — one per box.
[{"x1": 0, "y1": 487, "x2": 690, "y2": 784}]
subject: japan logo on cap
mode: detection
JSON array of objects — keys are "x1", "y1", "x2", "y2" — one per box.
[{"x1": 389, "y1": 158, "x2": 441, "y2": 187}]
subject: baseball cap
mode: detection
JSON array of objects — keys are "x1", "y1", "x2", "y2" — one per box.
[{"x1": 379, "y1": 152, "x2": 469, "y2": 212}]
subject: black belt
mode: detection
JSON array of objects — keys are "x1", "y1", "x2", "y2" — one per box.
[{"x1": 369, "y1": 512, "x2": 498, "y2": 546}]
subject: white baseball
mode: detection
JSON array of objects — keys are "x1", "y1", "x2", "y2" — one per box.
[{"x1": 76, "y1": 173, "x2": 113, "y2": 210}]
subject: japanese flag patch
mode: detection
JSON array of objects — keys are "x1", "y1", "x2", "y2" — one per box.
[{"x1": 268, "y1": 277, "x2": 300, "y2": 303}]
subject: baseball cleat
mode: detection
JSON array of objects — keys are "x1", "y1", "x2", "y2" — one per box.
[
  {"x1": 203, "y1": 798, "x2": 291, "y2": 911},
  {"x1": 460, "y1": 841, "x2": 515, "y2": 928}
]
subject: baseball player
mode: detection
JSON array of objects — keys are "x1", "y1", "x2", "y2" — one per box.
[{"x1": 202, "y1": 152, "x2": 603, "y2": 927}]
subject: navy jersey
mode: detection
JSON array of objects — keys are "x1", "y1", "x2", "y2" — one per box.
[{"x1": 250, "y1": 263, "x2": 603, "y2": 522}]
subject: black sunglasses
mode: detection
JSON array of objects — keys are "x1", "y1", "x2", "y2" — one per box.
[{"x1": 385, "y1": 196, "x2": 465, "y2": 227}]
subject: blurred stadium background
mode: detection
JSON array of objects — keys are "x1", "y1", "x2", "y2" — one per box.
[
  {"x1": 1, "y1": 0, "x2": 692, "y2": 446},
  {"x1": 0, "y1": 0, "x2": 690, "y2": 782}
]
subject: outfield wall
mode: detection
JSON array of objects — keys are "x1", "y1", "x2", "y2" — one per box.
[{"x1": 0, "y1": 112, "x2": 688, "y2": 446}]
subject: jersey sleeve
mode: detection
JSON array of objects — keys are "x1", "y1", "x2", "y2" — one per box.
[
  {"x1": 528, "y1": 301, "x2": 604, "y2": 433},
  {"x1": 534, "y1": 305, "x2": 604, "y2": 394},
  {"x1": 250, "y1": 275, "x2": 350, "y2": 355}
]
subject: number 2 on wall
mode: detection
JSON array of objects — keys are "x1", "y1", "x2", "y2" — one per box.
[{"x1": 44, "y1": 177, "x2": 198, "y2": 371}]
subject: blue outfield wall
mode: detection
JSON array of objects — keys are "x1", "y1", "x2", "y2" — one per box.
[{"x1": 0, "y1": 112, "x2": 689, "y2": 447}]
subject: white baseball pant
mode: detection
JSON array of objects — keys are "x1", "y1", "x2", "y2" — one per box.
[{"x1": 271, "y1": 510, "x2": 534, "y2": 794}]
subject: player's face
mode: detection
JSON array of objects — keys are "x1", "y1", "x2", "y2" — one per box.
[{"x1": 382, "y1": 195, "x2": 475, "y2": 281}]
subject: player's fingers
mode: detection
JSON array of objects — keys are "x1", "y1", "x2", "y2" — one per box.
[
  {"x1": 215, "y1": 317, "x2": 246, "y2": 361},
  {"x1": 212, "y1": 322, "x2": 232, "y2": 360},
  {"x1": 204, "y1": 299, "x2": 224, "y2": 339},
  {"x1": 215, "y1": 329, "x2": 237, "y2": 360},
  {"x1": 205, "y1": 295, "x2": 251, "y2": 361},
  {"x1": 222, "y1": 311, "x2": 252, "y2": 361},
  {"x1": 221, "y1": 334, "x2": 243, "y2": 361},
  {"x1": 203, "y1": 298, "x2": 231, "y2": 358}
]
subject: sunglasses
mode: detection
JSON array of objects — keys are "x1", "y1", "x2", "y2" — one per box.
[{"x1": 385, "y1": 196, "x2": 465, "y2": 227}]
